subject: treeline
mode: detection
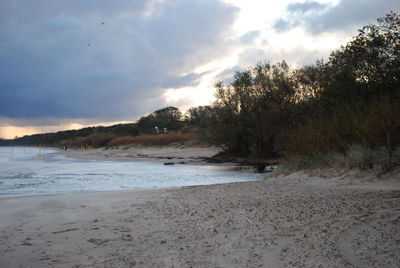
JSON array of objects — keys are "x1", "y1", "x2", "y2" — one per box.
[
  {"x1": 0, "y1": 106, "x2": 186, "y2": 147},
  {"x1": 185, "y1": 13, "x2": 400, "y2": 170},
  {"x1": 0, "y1": 123, "x2": 137, "y2": 147}
]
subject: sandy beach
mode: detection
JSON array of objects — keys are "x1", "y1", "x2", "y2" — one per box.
[
  {"x1": 1, "y1": 157, "x2": 400, "y2": 267},
  {"x1": 59, "y1": 145, "x2": 223, "y2": 164}
]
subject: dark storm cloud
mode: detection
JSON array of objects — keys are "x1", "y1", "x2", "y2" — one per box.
[
  {"x1": 275, "y1": 0, "x2": 400, "y2": 34},
  {"x1": 0, "y1": 0, "x2": 238, "y2": 120},
  {"x1": 0, "y1": 0, "x2": 151, "y2": 24}
]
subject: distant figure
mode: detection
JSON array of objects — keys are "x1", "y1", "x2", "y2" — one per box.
[
  {"x1": 154, "y1": 126, "x2": 159, "y2": 134},
  {"x1": 163, "y1": 127, "x2": 167, "y2": 133}
]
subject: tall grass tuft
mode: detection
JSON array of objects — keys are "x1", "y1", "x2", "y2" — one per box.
[
  {"x1": 283, "y1": 144, "x2": 400, "y2": 172},
  {"x1": 58, "y1": 133, "x2": 117, "y2": 148}
]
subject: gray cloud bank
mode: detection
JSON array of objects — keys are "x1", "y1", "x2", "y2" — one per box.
[
  {"x1": 0, "y1": 0, "x2": 238, "y2": 120},
  {"x1": 275, "y1": 0, "x2": 400, "y2": 34}
]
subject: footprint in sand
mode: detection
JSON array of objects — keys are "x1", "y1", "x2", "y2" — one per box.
[{"x1": 88, "y1": 238, "x2": 109, "y2": 246}]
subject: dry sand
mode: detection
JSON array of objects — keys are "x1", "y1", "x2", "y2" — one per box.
[
  {"x1": 59, "y1": 145, "x2": 222, "y2": 164},
  {"x1": 1, "y1": 166, "x2": 399, "y2": 267}
]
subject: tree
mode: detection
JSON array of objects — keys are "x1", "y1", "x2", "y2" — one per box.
[
  {"x1": 153, "y1": 106, "x2": 182, "y2": 122},
  {"x1": 137, "y1": 106, "x2": 183, "y2": 133},
  {"x1": 213, "y1": 61, "x2": 297, "y2": 157},
  {"x1": 322, "y1": 12, "x2": 400, "y2": 105},
  {"x1": 283, "y1": 12, "x2": 400, "y2": 157},
  {"x1": 186, "y1": 106, "x2": 217, "y2": 128}
]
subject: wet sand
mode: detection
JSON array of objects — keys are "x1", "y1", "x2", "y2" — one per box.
[{"x1": 1, "y1": 168, "x2": 399, "y2": 267}]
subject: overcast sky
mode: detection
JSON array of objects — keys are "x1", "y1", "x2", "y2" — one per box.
[{"x1": 0, "y1": 0, "x2": 398, "y2": 138}]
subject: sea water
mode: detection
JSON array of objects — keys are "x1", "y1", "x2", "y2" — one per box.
[{"x1": 0, "y1": 147, "x2": 264, "y2": 198}]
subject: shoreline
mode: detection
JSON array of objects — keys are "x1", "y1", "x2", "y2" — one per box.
[
  {"x1": 59, "y1": 144, "x2": 224, "y2": 165},
  {"x1": 1, "y1": 170, "x2": 399, "y2": 267},
  {"x1": 57, "y1": 145, "x2": 279, "y2": 173},
  {"x1": 0, "y1": 186, "x2": 179, "y2": 201},
  {"x1": 1, "y1": 145, "x2": 266, "y2": 201},
  {"x1": 2, "y1": 144, "x2": 279, "y2": 171}
]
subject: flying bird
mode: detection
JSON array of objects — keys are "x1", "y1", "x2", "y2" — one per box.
[{"x1": 87, "y1": 22, "x2": 105, "y2": 46}]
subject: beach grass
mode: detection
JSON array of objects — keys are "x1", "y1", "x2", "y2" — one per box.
[{"x1": 106, "y1": 133, "x2": 198, "y2": 147}]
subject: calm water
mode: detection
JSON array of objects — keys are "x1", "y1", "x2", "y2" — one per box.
[{"x1": 0, "y1": 147, "x2": 264, "y2": 198}]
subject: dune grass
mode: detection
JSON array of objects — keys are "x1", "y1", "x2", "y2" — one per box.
[
  {"x1": 282, "y1": 144, "x2": 400, "y2": 173},
  {"x1": 59, "y1": 132, "x2": 198, "y2": 148},
  {"x1": 106, "y1": 133, "x2": 198, "y2": 147},
  {"x1": 58, "y1": 133, "x2": 116, "y2": 148}
]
